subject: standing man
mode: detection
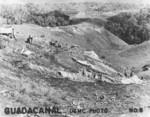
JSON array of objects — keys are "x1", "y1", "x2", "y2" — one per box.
[
  {"x1": 25, "y1": 35, "x2": 33, "y2": 44},
  {"x1": 12, "y1": 28, "x2": 16, "y2": 39}
]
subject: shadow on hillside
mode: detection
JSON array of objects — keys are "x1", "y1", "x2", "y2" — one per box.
[
  {"x1": 45, "y1": 76, "x2": 126, "y2": 93},
  {"x1": 70, "y1": 18, "x2": 106, "y2": 27}
]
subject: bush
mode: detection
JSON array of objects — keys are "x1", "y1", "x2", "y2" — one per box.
[{"x1": 29, "y1": 10, "x2": 70, "y2": 27}]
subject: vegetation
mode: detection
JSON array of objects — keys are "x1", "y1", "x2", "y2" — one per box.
[
  {"x1": 0, "y1": 5, "x2": 28, "y2": 24},
  {"x1": 105, "y1": 11, "x2": 150, "y2": 44},
  {"x1": 0, "y1": 3, "x2": 70, "y2": 27},
  {"x1": 92, "y1": 2, "x2": 138, "y2": 12},
  {"x1": 29, "y1": 10, "x2": 70, "y2": 27}
]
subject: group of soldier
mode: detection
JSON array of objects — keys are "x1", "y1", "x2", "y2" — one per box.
[{"x1": 123, "y1": 67, "x2": 135, "y2": 78}]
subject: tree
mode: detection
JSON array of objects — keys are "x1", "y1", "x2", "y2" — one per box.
[
  {"x1": 1, "y1": 5, "x2": 14, "y2": 24},
  {"x1": 13, "y1": 5, "x2": 28, "y2": 24},
  {"x1": 105, "y1": 12, "x2": 150, "y2": 44}
]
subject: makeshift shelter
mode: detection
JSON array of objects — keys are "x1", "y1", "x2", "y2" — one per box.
[{"x1": 0, "y1": 27, "x2": 15, "y2": 38}]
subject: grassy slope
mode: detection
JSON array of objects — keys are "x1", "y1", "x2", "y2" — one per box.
[
  {"x1": 13, "y1": 23, "x2": 128, "y2": 54},
  {"x1": 118, "y1": 41, "x2": 150, "y2": 68},
  {"x1": 0, "y1": 23, "x2": 149, "y2": 117}
]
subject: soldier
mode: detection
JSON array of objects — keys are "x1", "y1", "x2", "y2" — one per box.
[
  {"x1": 11, "y1": 28, "x2": 16, "y2": 40},
  {"x1": 25, "y1": 35, "x2": 33, "y2": 44},
  {"x1": 130, "y1": 67, "x2": 135, "y2": 77},
  {"x1": 124, "y1": 67, "x2": 129, "y2": 77},
  {"x1": 81, "y1": 69, "x2": 85, "y2": 76}
]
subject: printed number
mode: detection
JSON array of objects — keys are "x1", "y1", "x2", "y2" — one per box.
[{"x1": 129, "y1": 108, "x2": 143, "y2": 113}]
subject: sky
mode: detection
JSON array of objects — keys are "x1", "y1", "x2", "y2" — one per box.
[{"x1": 0, "y1": 0, "x2": 149, "y2": 4}]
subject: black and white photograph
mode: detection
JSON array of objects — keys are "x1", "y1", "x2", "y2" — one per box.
[{"x1": 0, "y1": 0, "x2": 150, "y2": 117}]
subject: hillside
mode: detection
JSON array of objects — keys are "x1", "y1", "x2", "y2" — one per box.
[
  {"x1": 14, "y1": 22, "x2": 128, "y2": 55},
  {"x1": 118, "y1": 41, "x2": 150, "y2": 67},
  {"x1": 0, "y1": 19, "x2": 149, "y2": 117},
  {"x1": 1, "y1": 0, "x2": 150, "y2": 117}
]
